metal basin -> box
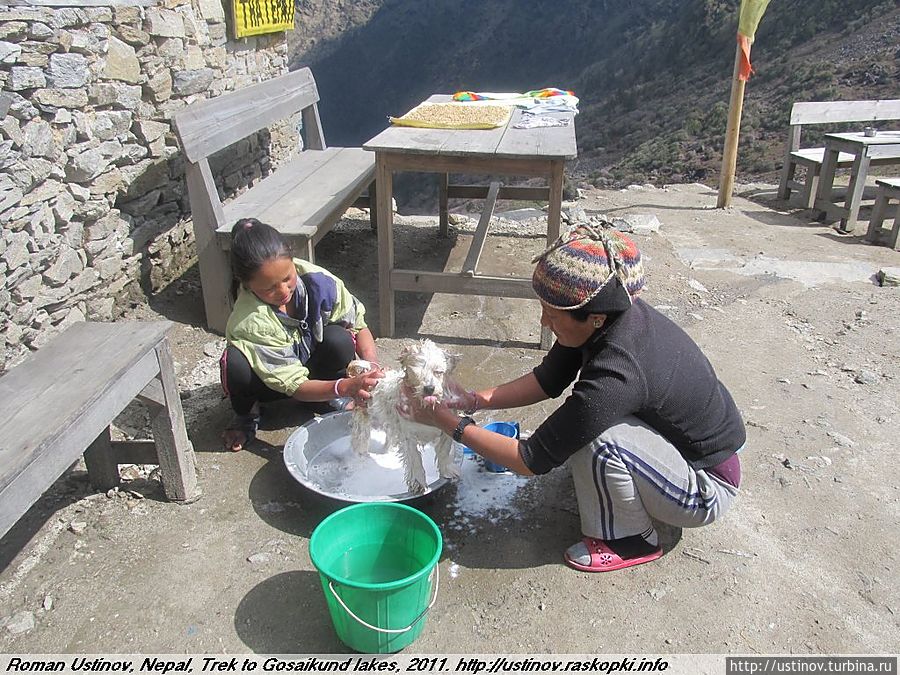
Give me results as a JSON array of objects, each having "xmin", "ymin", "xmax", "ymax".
[{"xmin": 283, "ymin": 411, "xmax": 458, "ymax": 503}]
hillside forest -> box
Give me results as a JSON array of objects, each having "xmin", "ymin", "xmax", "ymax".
[{"xmin": 288, "ymin": 0, "xmax": 899, "ymax": 193}]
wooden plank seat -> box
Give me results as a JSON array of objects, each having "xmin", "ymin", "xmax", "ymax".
[
  {"xmin": 777, "ymin": 99, "xmax": 900, "ymax": 208},
  {"xmin": 0, "ymin": 321, "xmax": 200, "ymax": 540},
  {"xmin": 217, "ymin": 146, "xmax": 375, "ymax": 251},
  {"xmin": 173, "ymin": 67, "xmax": 376, "ymax": 334},
  {"xmin": 866, "ymin": 178, "xmax": 900, "ymax": 250}
]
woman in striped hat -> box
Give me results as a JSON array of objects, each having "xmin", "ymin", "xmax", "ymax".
[{"xmin": 406, "ymin": 224, "xmax": 745, "ymax": 572}]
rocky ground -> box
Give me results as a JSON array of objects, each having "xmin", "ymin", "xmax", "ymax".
[{"xmin": 0, "ymin": 182, "xmax": 898, "ymax": 654}]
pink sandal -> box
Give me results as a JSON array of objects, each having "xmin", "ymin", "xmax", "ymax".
[{"xmin": 564, "ymin": 537, "xmax": 662, "ymax": 572}]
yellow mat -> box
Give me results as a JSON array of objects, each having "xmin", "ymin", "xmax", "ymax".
[{"xmin": 390, "ymin": 103, "xmax": 513, "ymax": 129}]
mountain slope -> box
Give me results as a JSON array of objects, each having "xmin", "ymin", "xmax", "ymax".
[{"xmin": 289, "ymin": 0, "xmax": 899, "ymax": 188}]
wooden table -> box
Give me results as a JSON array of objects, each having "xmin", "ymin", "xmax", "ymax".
[
  {"xmin": 363, "ymin": 95, "xmax": 577, "ymax": 348},
  {"xmin": 814, "ymin": 130, "xmax": 900, "ymax": 233}
]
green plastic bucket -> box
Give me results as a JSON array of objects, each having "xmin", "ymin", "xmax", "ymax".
[{"xmin": 309, "ymin": 502, "xmax": 442, "ymax": 653}]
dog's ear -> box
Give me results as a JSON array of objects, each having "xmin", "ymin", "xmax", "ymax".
[
  {"xmin": 398, "ymin": 341, "xmax": 414, "ymax": 366},
  {"xmin": 446, "ymin": 351, "xmax": 462, "ymax": 372}
]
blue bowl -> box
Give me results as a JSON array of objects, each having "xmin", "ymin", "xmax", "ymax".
[
  {"xmin": 484, "ymin": 421, "xmax": 519, "ymax": 438},
  {"xmin": 479, "ymin": 421, "xmax": 520, "ymax": 473}
]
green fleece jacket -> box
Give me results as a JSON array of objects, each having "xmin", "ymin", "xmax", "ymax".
[{"xmin": 225, "ymin": 258, "xmax": 367, "ymax": 395}]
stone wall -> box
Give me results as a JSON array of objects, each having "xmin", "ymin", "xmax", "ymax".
[{"xmin": 0, "ymin": 0, "xmax": 296, "ymax": 372}]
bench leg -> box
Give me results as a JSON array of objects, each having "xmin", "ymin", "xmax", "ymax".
[
  {"xmin": 777, "ymin": 160, "xmax": 795, "ymax": 201},
  {"xmin": 891, "ymin": 211, "xmax": 900, "ymax": 251},
  {"xmin": 84, "ymin": 426, "xmax": 120, "ymax": 491},
  {"xmin": 867, "ymin": 190, "xmax": 889, "ymax": 243},
  {"xmin": 149, "ymin": 337, "xmax": 200, "ymax": 502},
  {"xmin": 801, "ymin": 171, "xmax": 819, "ymax": 209},
  {"xmin": 185, "ymin": 161, "xmax": 232, "ymax": 335},
  {"xmin": 296, "ymin": 238, "xmax": 315, "ymax": 263}
]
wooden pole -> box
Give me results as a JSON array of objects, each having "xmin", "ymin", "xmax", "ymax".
[{"xmin": 717, "ymin": 41, "xmax": 746, "ymax": 208}]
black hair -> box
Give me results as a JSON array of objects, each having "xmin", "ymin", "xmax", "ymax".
[
  {"xmin": 566, "ymin": 276, "xmax": 633, "ymax": 323},
  {"xmin": 568, "ymin": 307, "xmax": 592, "ymax": 322},
  {"xmin": 229, "ymin": 218, "xmax": 292, "ymax": 298}
]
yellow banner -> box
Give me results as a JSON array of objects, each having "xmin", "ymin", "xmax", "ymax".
[
  {"xmin": 233, "ymin": 0, "xmax": 294, "ymax": 38},
  {"xmin": 738, "ymin": 0, "xmax": 771, "ymax": 40}
]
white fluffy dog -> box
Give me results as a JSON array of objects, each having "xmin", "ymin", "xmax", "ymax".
[{"xmin": 350, "ymin": 340, "xmax": 461, "ymax": 494}]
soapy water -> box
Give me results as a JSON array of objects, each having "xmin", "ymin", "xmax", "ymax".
[
  {"xmin": 294, "ymin": 429, "xmax": 446, "ymax": 500},
  {"xmin": 453, "ymin": 453, "xmax": 528, "ymax": 522},
  {"xmin": 283, "ymin": 413, "xmax": 528, "ymax": 512}
]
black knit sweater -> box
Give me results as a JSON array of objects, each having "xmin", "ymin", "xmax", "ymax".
[{"xmin": 520, "ymin": 299, "xmax": 746, "ymax": 475}]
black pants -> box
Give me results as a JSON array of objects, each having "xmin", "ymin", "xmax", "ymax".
[{"xmin": 222, "ymin": 324, "xmax": 356, "ymax": 415}]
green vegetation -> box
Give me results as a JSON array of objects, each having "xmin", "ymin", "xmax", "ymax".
[{"xmin": 295, "ymin": 0, "xmax": 899, "ymax": 188}]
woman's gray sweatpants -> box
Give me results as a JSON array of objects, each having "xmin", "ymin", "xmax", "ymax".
[{"xmin": 568, "ymin": 415, "xmax": 739, "ymax": 541}]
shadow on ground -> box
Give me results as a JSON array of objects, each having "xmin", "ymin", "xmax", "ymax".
[{"xmin": 236, "ymin": 570, "xmax": 346, "ymax": 653}]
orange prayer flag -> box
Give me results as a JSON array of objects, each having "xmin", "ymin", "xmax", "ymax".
[{"xmin": 736, "ymin": 0, "xmax": 771, "ymax": 81}]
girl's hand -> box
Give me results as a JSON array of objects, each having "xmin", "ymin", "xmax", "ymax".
[{"xmin": 341, "ymin": 367, "xmax": 384, "ymax": 405}]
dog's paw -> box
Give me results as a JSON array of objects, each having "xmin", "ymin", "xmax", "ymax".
[
  {"xmin": 406, "ymin": 478, "xmax": 427, "ymax": 495},
  {"xmin": 406, "ymin": 464, "xmax": 428, "ymax": 495},
  {"xmin": 439, "ymin": 462, "xmax": 461, "ymax": 481}
]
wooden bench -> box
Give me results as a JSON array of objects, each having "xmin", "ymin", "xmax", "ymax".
[
  {"xmin": 866, "ymin": 178, "xmax": 900, "ymax": 250},
  {"xmin": 172, "ymin": 67, "xmax": 376, "ymax": 334},
  {"xmin": 0, "ymin": 321, "xmax": 200, "ymax": 540},
  {"xmin": 777, "ymin": 99, "xmax": 900, "ymax": 208}
]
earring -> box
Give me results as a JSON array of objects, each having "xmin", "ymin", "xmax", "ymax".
[{"xmin": 593, "ymin": 318, "xmax": 604, "ymax": 328}]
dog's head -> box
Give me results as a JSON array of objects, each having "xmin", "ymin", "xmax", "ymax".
[{"xmin": 398, "ymin": 339, "xmax": 457, "ymax": 407}]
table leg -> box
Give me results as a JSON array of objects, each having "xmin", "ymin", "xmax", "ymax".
[
  {"xmin": 839, "ymin": 153, "xmax": 871, "ymax": 233},
  {"xmin": 376, "ymin": 154, "xmax": 395, "ymax": 338},
  {"xmin": 367, "ymin": 179, "xmax": 377, "ymax": 232},
  {"xmin": 541, "ymin": 161, "xmax": 566, "ymax": 349},
  {"xmin": 815, "ymin": 146, "xmax": 840, "ymax": 222},
  {"xmin": 438, "ymin": 173, "xmax": 449, "ymax": 238},
  {"xmin": 547, "ymin": 161, "xmax": 564, "ymax": 243}
]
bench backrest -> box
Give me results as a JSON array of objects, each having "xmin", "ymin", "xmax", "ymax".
[
  {"xmin": 785, "ymin": 99, "xmax": 900, "ymax": 152},
  {"xmin": 171, "ymin": 68, "xmax": 329, "ymax": 250},
  {"xmin": 173, "ymin": 66, "xmax": 326, "ymax": 163},
  {"xmin": 789, "ymin": 99, "xmax": 900, "ymax": 126}
]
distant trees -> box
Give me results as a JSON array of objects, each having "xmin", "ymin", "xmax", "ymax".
[{"xmin": 297, "ymin": 0, "xmax": 897, "ymax": 186}]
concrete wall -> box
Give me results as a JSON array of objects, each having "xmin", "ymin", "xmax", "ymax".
[{"xmin": 0, "ymin": 0, "xmax": 295, "ymax": 372}]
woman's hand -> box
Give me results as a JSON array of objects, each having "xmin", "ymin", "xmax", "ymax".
[
  {"xmin": 442, "ymin": 377, "xmax": 478, "ymax": 412},
  {"xmin": 399, "ymin": 384, "xmax": 458, "ymax": 433}
]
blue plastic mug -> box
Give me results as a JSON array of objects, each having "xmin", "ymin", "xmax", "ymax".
[{"xmin": 480, "ymin": 421, "xmax": 519, "ymax": 473}]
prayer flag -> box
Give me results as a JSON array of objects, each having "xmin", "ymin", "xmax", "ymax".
[
  {"xmin": 736, "ymin": 0, "xmax": 771, "ymax": 81},
  {"xmin": 233, "ymin": 0, "xmax": 294, "ymax": 38}
]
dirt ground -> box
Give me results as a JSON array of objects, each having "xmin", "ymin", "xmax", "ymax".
[{"xmin": 0, "ymin": 182, "xmax": 898, "ymax": 655}]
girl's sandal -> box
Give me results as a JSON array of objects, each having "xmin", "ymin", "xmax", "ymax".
[
  {"xmin": 223, "ymin": 413, "xmax": 259, "ymax": 452},
  {"xmin": 564, "ymin": 537, "xmax": 662, "ymax": 572}
]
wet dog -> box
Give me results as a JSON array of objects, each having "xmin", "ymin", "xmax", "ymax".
[{"xmin": 350, "ymin": 340, "xmax": 461, "ymax": 494}]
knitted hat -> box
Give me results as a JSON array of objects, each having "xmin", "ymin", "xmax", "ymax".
[{"xmin": 531, "ymin": 224, "xmax": 645, "ymax": 312}]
